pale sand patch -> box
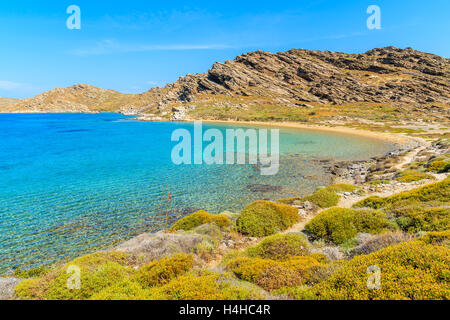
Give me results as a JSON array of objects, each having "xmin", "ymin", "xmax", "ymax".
[{"xmin": 198, "ymin": 119, "xmax": 427, "ymax": 145}]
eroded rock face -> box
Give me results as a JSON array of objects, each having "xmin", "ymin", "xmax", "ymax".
[
  {"xmin": 0, "ymin": 277, "xmax": 22, "ymax": 300},
  {"xmin": 136, "ymin": 46, "xmax": 449, "ymax": 109},
  {"xmin": 115, "ymin": 231, "xmax": 202, "ymax": 264},
  {"xmin": 5, "ymin": 47, "xmax": 449, "ymax": 116}
]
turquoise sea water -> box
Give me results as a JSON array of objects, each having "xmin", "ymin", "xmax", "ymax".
[{"xmin": 0, "ymin": 113, "xmax": 395, "ymax": 273}]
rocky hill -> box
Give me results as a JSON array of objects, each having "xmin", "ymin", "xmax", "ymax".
[
  {"xmin": 2, "ymin": 47, "xmax": 449, "ymax": 122},
  {"xmin": 0, "ymin": 97, "xmax": 19, "ymax": 111},
  {"xmin": 8, "ymin": 84, "xmax": 136, "ymax": 113}
]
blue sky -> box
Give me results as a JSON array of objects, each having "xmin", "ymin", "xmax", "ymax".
[{"xmin": 1, "ymin": 0, "xmax": 449, "ymax": 98}]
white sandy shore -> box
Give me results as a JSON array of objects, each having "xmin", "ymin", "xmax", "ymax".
[{"xmin": 199, "ymin": 119, "xmax": 427, "ymax": 146}]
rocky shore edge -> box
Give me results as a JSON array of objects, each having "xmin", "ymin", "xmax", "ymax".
[{"xmin": 0, "ymin": 129, "xmax": 446, "ymax": 300}]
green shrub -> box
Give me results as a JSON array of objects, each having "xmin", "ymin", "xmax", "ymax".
[
  {"xmin": 170, "ymin": 210, "xmax": 230, "ymax": 231},
  {"xmin": 194, "ymin": 240, "xmax": 217, "ymax": 262},
  {"xmin": 426, "ymin": 159, "xmax": 450, "ymax": 173},
  {"xmin": 353, "ymin": 178, "xmax": 450, "ymax": 210},
  {"xmin": 44, "ymin": 261, "xmax": 132, "ymax": 300},
  {"xmin": 256, "ymin": 265, "xmax": 303, "ymax": 291},
  {"xmin": 134, "ymin": 253, "xmax": 194, "ymax": 288},
  {"xmin": 368, "ymin": 179, "xmax": 390, "ymax": 185},
  {"xmin": 303, "ymin": 188, "xmax": 340, "ymax": 208},
  {"xmin": 395, "ymin": 170, "xmax": 435, "ymax": 183},
  {"xmin": 438, "ymin": 163, "xmax": 450, "ymax": 173},
  {"xmin": 226, "ymin": 257, "xmax": 279, "ymax": 283},
  {"xmin": 353, "ymin": 196, "xmax": 385, "ymax": 209},
  {"xmin": 14, "ymin": 265, "xmax": 50, "ymax": 279},
  {"xmin": 392, "ymin": 207, "xmax": 450, "ymax": 233},
  {"xmin": 246, "ymin": 233, "xmax": 309, "ymax": 261},
  {"xmin": 227, "ymin": 255, "xmax": 322, "ymax": 286},
  {"xmin": 278, "ymin": 185, "xmax": 360, "ymax": 207},
  {"xmin": 304, "ymin": 241, "xmax": 450, "ymax": 300},
  {"xmin": 418, "ymin": 230, "xmax": 450, "ymax": 248},
  {"xmin": 274, "ymin": 285, "xmax": 317, "ymax": 300},
  {"xmin": 15, "ymin": 251, "xmax": 134, "ymax": 300},
  {"xmin": 14, "ymin": 278, "xmax": 46, "ymax": 300},
  {"xmin": 305, "ymin": 208, "xmax": 391, "ymax": 244},
  {"xmin": 236, "ymin": 201, "xmax": 300, "ymax": 237},
  {"xmin": 280, "ymin": 256, "xmax": 322, "ymax": 277},
  {"xmin": 277, "ymin": 196, "xmax": 301, "ymax": 205}
]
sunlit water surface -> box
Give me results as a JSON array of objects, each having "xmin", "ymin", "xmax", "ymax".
[{"xmin": 0, "ymin": 113, "xmax": 396, "ymax": 273}]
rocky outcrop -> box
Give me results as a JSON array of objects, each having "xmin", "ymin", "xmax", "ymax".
[
  {"xmin": 130, "ymin": 46, "xmax": 450, "ymax": 114},
  {"xmin": 3, "ymin": 47, "xmax": 449, "ymax": 116}
]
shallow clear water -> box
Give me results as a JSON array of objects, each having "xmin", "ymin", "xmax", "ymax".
[{"xmin": 0, "ymin": 113, "xmax": 395, "ymax": 273}]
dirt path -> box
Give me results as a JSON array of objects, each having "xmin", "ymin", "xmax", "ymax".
[{"xmin": 393, "ymin": 144, "xmax": 429, "ymax": 170}]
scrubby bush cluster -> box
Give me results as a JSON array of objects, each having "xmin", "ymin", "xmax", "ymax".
[
  {"xmin": 15, "ymin": 251, "xmax": 134, "ymax": 300},
  {"xmin": 354, "ymin": 178, "xmax": 450, "ymax": 210},
  {"xmin": 278, "ymin": 184, "xmax": 361, "ymax": 207},
  {"xmin": 134, "ymin": 253, "xmax": 194, "ymax": 287},
  {"xmin": 236, "ymin": 201, "xmax": 300, "ymax": 237},
  {"xmin": 303, "ymin": 188, "xmax": 340, "ymax": 208},
  {"xmin": 426, "ymin": 156, "xmax": 450, "ymax": 173},
  {"xmin": 170, "ymin": 210, "xmax": 230, "ymax": 231},
  {"xmin": 394, "ymin": 169, "xmax": 435, "ymax": 182},
  {"xmin": 354, "ymin": 178, "xmax": 449, "ymax": 233},
  {"xmin": 226, "ymin": 255, "xmax": 323, "ymax": 291},
  {"xmin": 295, "ymin": 241, "xmax": 450, "ymax": 300},
  {"xmin": 12, "ymin": 176, "xmax": 449, "ymax": 301},
  {"xmin": 224, "ymin": 234, "xmax": 329, "ymax": 291},
  {"xmin": 246, "ymin": 233, "xmax": 309, "ymax": 260},
  {"xmin": 305, "ymin": 208, "xmax": 392, "ymax": 244}
]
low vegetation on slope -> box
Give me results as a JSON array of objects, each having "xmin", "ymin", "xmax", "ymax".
[
  {"xmin": 278, "ymin": 184, "xmax": 362, "ymax": 208},
  {"xmin": 305, "ymin": 208, "xmax": 393, "ymax": 245},
  {"xmin": 291, "ymin": 240, "xmax": 450, "ymax": 300},
  {"xmin": 170, "ymin": 210, "xmax": 230, "ymax": 231},
  {"xmin": 353, "ymin": 178, "xmax": 450, "ymax": 233},
  {"xmin": 10, "ymin": 175, "xmax": 450, "ymax": 301},
  {"xmin": 236, "ymin": 201, "xmax": 300, "ymax": 237}
]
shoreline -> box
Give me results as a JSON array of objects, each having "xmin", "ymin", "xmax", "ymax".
[
  {"xmin": 198, "ymin": 119, "xmax": 427, "ymax": 146},
  {"xmin": 0, "ymin": 114, "xmax": 437, "ymax": 277}
]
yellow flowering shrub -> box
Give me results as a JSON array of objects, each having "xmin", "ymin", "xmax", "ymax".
[
  {"xmin": 256, "ymin": 265, "xmax": 303, "ymax": 291},
  {"xmin": 134, "ymin": 253, "xmax": 194, "ymax": 287},
  {"xmin": 226, "ymin": 255, "xmax": 323, "ymax": 289},
  {"xmin": 305, "ymin": 207, "xmax": 391, "ymax": 244},
  {"xmin": 418, "ymin": 230, "xmax": 450, "ymax": 248},
  {"xmin": 246, "ymin": 233, "xmax": 309, "ymax": 261},
  {"xmin": 146, "ymin": 271, "xmax": 266, "ymax": 300},
  {"xmin": 303, "ymin": 188, "xmax": 340, "ymax": 208},
  {"xmin": 393, "ymin": 207, "xmax": 450, "ymax": 233},
  {"xmin": 395, "ymin": 170, "xmax": 435, "ymax": 183},
  {"xmin": 226, "ymin": 257, "xmax": 279, "ymax": 282},
  {"xmin": 15, "ymin": 251, "xmax": 135, "ymax": 300},
  {"xmin": 354, "ymin": 178, "xmax": 450, "ymax": 209},
  {"xmin": 304, "ymin": 241, "xmax": 450, "ymax": 300},
  {"xmin": 426, "ymin": 158, "xmax": 450, "ymax": 173},
  {"xmin": 90, "ymin": 281, "xmax": 153, "ymax": 300}
]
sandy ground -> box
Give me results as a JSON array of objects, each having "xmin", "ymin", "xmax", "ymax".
[{"xmin": 197, "ymin": 119, "xmax": 426, "ymax": 145}]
